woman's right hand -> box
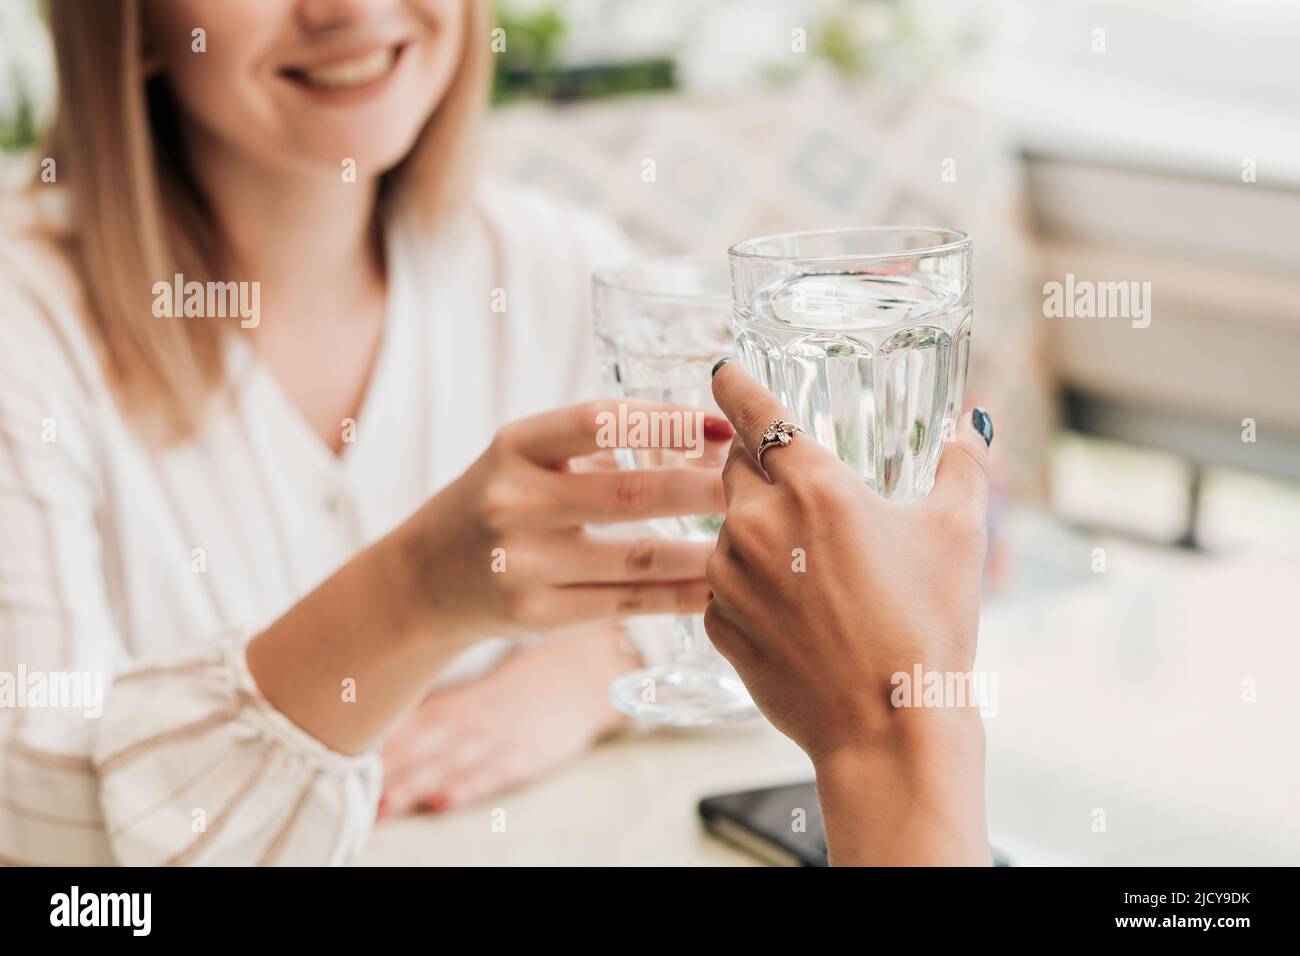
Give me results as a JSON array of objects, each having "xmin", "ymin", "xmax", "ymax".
[
  {"xmin": 703, "ymin": 362, "xmax": 992, "ymax": 865},
  {"xmin": 396, "ymin": 399, "xmax": 731, "ymax": 644}
]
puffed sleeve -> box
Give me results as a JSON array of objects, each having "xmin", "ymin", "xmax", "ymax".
[
  {"xmin": 0, "ymin": 239, "xmax": 381, "ymax": 866},
  {"xmin": 93, "ymin": 639, "xmax": 381, "ymax": 866}
]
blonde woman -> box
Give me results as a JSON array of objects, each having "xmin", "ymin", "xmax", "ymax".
[{"xmin": 0, "ymin": 0, "xmax": 727, "ymax": 865}]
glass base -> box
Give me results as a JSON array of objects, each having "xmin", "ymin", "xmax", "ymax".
[{"xmin": 609, "ymin": 664, "xmax": 758, "ymax": 727}]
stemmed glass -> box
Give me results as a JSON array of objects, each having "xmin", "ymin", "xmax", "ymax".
[{"xmin": 592, "ymin": 258, "xmax": 757, "ymax": 726}]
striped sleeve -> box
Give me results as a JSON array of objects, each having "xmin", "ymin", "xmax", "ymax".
[
  {"xmin": 93, "ymin": 640, "xmax": 381, "ymax": 866},
  {"xmin": 0, "ymin": 245, "xmax": 381, "ymax": 866}
]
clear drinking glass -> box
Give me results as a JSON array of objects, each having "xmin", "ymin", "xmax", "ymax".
[
  {"xmin": 729, "ymin": 227, "xmax": 972, "ymax": 502},
  {"xmin": 592, "ymin": 258, "xmax": 757, "ymax": 726}
]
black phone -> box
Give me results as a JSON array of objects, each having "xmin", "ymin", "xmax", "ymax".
[{"xmin": 699, "ymin": 781, "xmax": 1012, "ymax": 867}]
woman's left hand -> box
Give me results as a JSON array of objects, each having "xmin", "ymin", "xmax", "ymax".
[{"xmin": 378, "ymin": 624, "xmax": 635, "ymax": 816}]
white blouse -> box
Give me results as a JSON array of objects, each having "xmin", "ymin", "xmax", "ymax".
[{"xmin": 0, "ymin": 179, "xmax": 633, "ymax": 865}]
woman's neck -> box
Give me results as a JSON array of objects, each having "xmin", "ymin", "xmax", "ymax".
[
  {"xmin": 180, "ymin": 125, "xmax": 391, "ymax": 455},
  {"xmin": 184, "ymin": 124, "xmax": 385, "ymax": 329}
]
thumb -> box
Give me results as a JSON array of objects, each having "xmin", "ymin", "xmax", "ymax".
[{"xmin": 929, "ymin": 407, "xmax": 993, "ymax": 517}]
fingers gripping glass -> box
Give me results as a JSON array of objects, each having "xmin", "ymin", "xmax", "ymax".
[{"xmin": 592, "ymin": 258, "xmax": 757, "ymax": 727}]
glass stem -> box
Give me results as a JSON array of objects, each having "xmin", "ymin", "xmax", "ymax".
[{"xmin": 674, "ymin": 613, "xmax": 703, "ymax": 665}]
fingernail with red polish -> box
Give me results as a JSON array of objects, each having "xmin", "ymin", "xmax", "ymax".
[
  {"xmin": 704, "ymin": 416, "xmax": 734, "ymax": 441},
  {"xmin": 422, "ymin": 793, "xmax": 450, "ymax": 814}
]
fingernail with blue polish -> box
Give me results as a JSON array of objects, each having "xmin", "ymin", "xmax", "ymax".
[
  {"xmin": 711, "ymin": 357, "xmax": 731, "ymax": 378},
  {"xmin": 972, "ymin": 407, "xmax": 993, "ymax": 447}
]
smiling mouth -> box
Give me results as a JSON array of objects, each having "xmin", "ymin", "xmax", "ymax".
[{"xmin": 280, "ymin": 44, "xmax": 406, "ymax": 92}]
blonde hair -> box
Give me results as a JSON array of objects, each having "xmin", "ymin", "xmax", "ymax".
[{"xmin": 42, "ymin": 0, "xmax": 490, "ymax": 440}]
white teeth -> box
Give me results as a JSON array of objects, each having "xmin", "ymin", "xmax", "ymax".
[{"xmin": 298, "ymin": 49, "xmax": 396, "ymax": 90}]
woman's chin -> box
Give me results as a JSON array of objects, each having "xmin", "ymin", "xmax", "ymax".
[{"xmin": 287, "ymin": 130, "xmax": 427, "ymax": 180}]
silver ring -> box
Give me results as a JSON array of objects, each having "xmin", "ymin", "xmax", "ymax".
[{"xmin": 755, "ymin": 419, "xmax": 805, "ymax": 474}]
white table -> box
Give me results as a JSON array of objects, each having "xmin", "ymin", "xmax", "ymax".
[
  {"xmin": 359, "ymin": 721, "xmax": 813, "ymax": 866},
  {"xmin": 979, "ymin": 546, "xmax": 1300, "ymax": 866},
  {"xmin": 361, "ymin": 534, "xmax": 1300, "ymax": 866}
]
